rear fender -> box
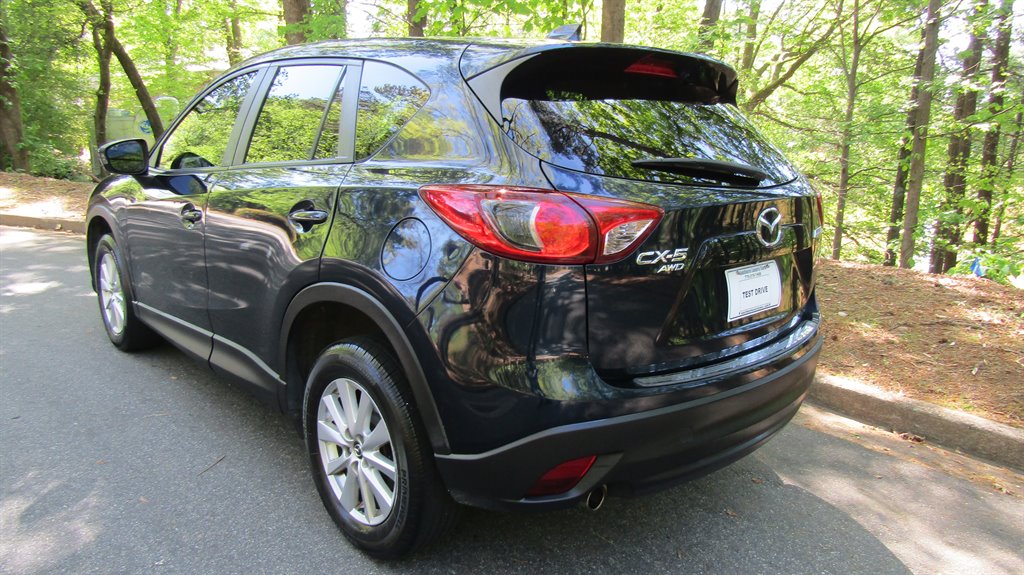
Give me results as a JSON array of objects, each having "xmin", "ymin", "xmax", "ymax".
[{"xmin": 279, "ymin": 282, "xmax": 451, "ymax": 454}]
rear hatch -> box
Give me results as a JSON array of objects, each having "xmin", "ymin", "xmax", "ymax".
[{"xmin": 462, "ymin": 44, "xmax": 820, "ymax": 383}]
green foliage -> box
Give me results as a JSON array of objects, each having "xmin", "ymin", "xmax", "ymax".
[
  {"xmin": 3, "ymin": 0, "xmax": 92, "ymax": 172},
  {"xmin": 0, "ymin": 0, "xmax": 1020, "ymax": 287},
  {"xmin": 950, "ymin": 247, "xmax": 1024, "ymax": 286}
]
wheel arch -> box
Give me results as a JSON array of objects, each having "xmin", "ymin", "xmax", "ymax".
[
  {"xmin": 280, "ymin": 282, "xmax": 451, "ymax": 454},
  {"xmin": 86, "ymin": 211, "xmax": 117, "ymax": 291}
]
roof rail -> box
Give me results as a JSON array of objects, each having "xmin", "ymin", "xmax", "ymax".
[{"xmin": 546, "ymin": 24, "xmax": 582, "ymax": 41}]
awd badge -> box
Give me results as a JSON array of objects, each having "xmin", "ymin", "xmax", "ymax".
[{"xmin": 636, "ymin": 248, "xmax": 689, "ymax": 274}]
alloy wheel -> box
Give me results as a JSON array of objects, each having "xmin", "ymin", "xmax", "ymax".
[
  {"xmin": 317, "ymin": 377, "xmax": 398, "ymax": 526},
  {"xmin": 98, "ymin": 252, "xmax": 126, "ymax": 336}
]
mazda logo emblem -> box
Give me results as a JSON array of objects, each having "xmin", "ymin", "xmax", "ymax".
[{"xmin": 756, "ymin": 207, "xmax": 783, "ymax": 247}]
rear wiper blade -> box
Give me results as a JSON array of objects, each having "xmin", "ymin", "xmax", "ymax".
[{"xmin": 631, "ymin": 157, "xmax": 768, "ymax": 186}]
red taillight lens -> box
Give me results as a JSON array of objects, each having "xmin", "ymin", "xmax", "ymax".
[
  {"xmin": 526, "ymin": 455, "xmax": 597, "ymax": 497},
  {"xmin": 419, "ymin": 185, "xmax": 662, "ymax": 265},
  {"xmin": 624, "ymin": 56, "xmax": 679, "ymax": 78},
  {"xmin": 814, "ymin": 191, "xmax": 824, "ymax": 226},
  {"xmin": 572, "ymin": 195, "xmax": 663, "ymax": 264}
]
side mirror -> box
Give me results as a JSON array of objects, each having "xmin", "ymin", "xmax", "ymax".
[{"xmin": 99, "ymin": 138, "xmax": 149, "ymax": 175}]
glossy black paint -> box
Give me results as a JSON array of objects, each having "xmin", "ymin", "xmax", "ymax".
[{"xmin": 86, "ymin": 38, "xmax": 823, "ymax": 510}]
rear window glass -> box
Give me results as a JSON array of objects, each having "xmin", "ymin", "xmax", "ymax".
[
  {"xmin": 247, "ymin": 65, "xmax": 343, "ymax": 164},
  {"xmin": 354, "ymin": 62, "xmax": 429, "ymax": 160},
  {"xmin": 498, "ymin": 51, "xmax": 796, "ymax": 187}
]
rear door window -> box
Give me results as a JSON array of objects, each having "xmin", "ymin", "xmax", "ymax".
[
  {"xmin": 246, "ymin": 64, "xmax": 345, "ymax": 164},
  {"xmin": 497, "ymin": 50, "xmax": 797, "ymax": 187},
  {"xmin": 354, "ymin": 62, "xmax": 429, "ymax": 160}
]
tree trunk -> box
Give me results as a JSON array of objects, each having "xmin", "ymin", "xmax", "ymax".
[
  {"xmin": 883, "ymin": 44, "xmax": 926, "ymax": 266},
  {"xmin": 929, "ymin": 0, "xmax": 987, "ymax": 273},
  {"xmin": 972, "ymin": 0, "xmax": 1014, "ymax": 245},
  {"xmin": 0, "ymin": 19, "xmax": 29, "ymax": 171},
  {"xmin": 741, "ymin": 6, "xmax": 844, "ymax": 113},
  {"xmin": 740, "ymin": 0, "xmax": 760, "ymax": 72},
  {"xmin": 698, "ymin": 0, "xmax": 723, "ymax": 52},
  {"xmin": 898, "ymin": 0, "xmax": 942, "ymax": 269},
  {"xmin": 283, "ymin": 0, "xmax": 310, "ymax": 45},
  {"xmin": 90, "ymin": 24, "xmax": 112, "ymax": 176},
  {"xmin": 225, "ymin": 0, "xmax": 243, "ymax": 66},
  {"xmin": 78, "ymin": 0, "xmax": 164, "ymax": 140},
  {"xmin": 831, "ymin": 0, "xmax": 862, "ymax": 260},
  {"xmin": 601, "ymin": 0, "xmax": 625, "ymax": 43},
  {"xmin": 991, "ymin": 104, "xmax": 1022, "ymax": 242},
  {"xmin": 408, "ymin": 0, "xmax": 425, "ymax": 36},
  {"xmin": 164, "ymin": 0, "xmax": 182, "ymax": 80}
]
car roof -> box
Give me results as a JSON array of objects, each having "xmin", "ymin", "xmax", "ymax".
[{"xmin": 229, "ymin": 37, "xmax": 737, "ymax": 93}]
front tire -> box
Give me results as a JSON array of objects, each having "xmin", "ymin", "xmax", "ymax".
[
  {"xmin": 303, "ymin": 337, "xmax": 459, "ymax": 558},
  {"xmin": 93, "ymin": 234, "xmax": 159, "ymax": 351}
]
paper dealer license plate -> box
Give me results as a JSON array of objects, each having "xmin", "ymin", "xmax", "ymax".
[{"xmin": 725, "ymin": 261, "xmax": 782, "ymax": 322}]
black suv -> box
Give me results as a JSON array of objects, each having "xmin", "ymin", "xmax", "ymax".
[{"xmin": 88, "ymin": 38, "xmax": 823, "ymax": 557}]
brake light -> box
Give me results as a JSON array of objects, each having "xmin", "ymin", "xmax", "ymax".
[
  {"xmin": 526, "ymin": 455, "xmax": 596, "ymax": 497},
  {"xmin": 624, "ymin": 56, "xmax": 678, "ymax": 79},
  {"xmin": 814, "ymin": 191, "xmax": 824, "ymax": 226},
  {"xmin": 419, "ymin": 185, "xmax": 662, "ymax": 265}
]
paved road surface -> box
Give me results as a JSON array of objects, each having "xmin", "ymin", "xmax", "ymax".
[{"xmin": 2, "ymin": 226, "xmax": 1022, "ymax": 574}]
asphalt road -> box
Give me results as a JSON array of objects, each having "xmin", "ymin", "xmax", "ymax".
[{"xmin": 1, "ymin": 225, "xmax": 1022, "ymax": 575}]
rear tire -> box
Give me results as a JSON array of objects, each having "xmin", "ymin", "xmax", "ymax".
[
  {"xmin": 303, "ymin": 337, "xmax": 460, "ymax": 558},
  {"xmin": 93, "ymin": 234, "xmax": 159, "ymax": 351}
]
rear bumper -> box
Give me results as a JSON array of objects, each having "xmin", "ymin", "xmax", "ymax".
[{"xmin": 435, "ymin": 334, "xmax": 821, "ymax": 511}]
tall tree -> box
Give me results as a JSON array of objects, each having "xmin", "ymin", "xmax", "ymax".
[
  {"xmin": 77, "ymin": 0, "xmax": 164, "ymax": 140},
  {"xmin": 283, "ymin": 0, "xmax": 310, "ymax": 44},
  {"xmin": 408, "ymin": 0, "xmax": 425, "ymax": 36},
  {"xmin": 990, "ymin": 101, "xmax": 1022, "ymax": 242},
  {"xmin": 739, "ymin": 0, "xmax": 760, "ymax": 72},
  {"xmin": 0, "ymin": 15, "xmax": 29, "ymax": 171},
  {"xmin": 899, "ymin": 0, "xmax": 942, "ymax": 269},
  {"xmin": 884, "ymin": 45, "xmax": 926, "ymax": 266},
  {"xmin": 831, "ymin": 0, "xmax": 890, "ymax": 259},
  {"xmin": 929, "ymin": 0, "xmax": 988, "ymax": 273},
  {"xmin": 601, "ymin": 0, "xmax": 625, "ymax": 43},
  {"xmin": 90, "ymin": 22, "xmax": 111, "ymax": 172},
  {"xmin": 741, "ymin": 1, "xmax": 846, "ymax": 112},
  {"xmin": 225, "ymin": 1, "xmax": 244, "ymax": 66},
  {"xmin": 697, "ymin": 0, "xmax": 722, "ymax": 52},
  {"xmin": 972, "ymin": 0, "xmax": 1014, "ymax": 245}
]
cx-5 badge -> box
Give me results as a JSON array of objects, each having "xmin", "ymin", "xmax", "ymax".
[{"xmin": 636, "ymin": 247, "xmax": 689, "ymax": 273}]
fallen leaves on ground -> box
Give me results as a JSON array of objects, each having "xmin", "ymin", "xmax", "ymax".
[{"xmin": 817, "ymin": 259, "xmax": 1024, "ymax": 428}]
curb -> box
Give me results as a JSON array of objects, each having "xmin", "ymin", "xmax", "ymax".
[
  {"xmin": 809, "ymin": 374, "xmax": 1024, "ymax": 471},
  {"xmin": 0, "ymin": 213, "xmax": 85, "ymax": 234}
]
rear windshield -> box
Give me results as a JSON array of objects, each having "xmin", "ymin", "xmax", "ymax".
[{"xmin": 497, "ymin": 50, "xmax": 797, "ymax": 187}]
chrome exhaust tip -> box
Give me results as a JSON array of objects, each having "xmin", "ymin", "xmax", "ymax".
[{"xmin": 584, "ymin": 484, "xmax": 607, "ymax": 511}]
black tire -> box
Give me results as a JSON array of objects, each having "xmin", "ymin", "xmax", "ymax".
[
  {"xmin": 303, "ymin": 337, "xmax": 460, "ymax": 558},
  {"xmin": 93, "ymin": 234, "xmax": 160, "ymax": 351}
]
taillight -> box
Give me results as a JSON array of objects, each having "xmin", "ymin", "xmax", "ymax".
[
  {"xmin": 814, "ymin": 191, "xmax": 824, "ymax": 227},
  {"xmin": 419, "ymin": 185, "xmax": 662, "ymax": 265}
]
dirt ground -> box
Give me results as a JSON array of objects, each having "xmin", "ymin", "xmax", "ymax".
[
  {"xmin": 0, "ymin": 172, "xmax": 92, "ymax": 219},
  {"xmin": 817, "ymin": 259, "xmax": 1023, "ymax": 428},
  {"xmin": 2, "ymin": 171, "xmax": 1022, "ymax": 427}
]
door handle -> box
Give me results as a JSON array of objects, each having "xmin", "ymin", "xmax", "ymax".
[
  {"xmin": 288, "ymin": 201, "xmax": 329, "ymax": 233},
  {"xmin": 180, "ymin": 203, "xmax": 203, "ymax": 226},
  {"xmin": 288, "ymin": 209, "xmax": 329, "ymax": 225}
]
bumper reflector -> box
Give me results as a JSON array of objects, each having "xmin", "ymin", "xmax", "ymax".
[{"xmin": 525, "ymin": 455, "xmax": 597, "ymax": 497}]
